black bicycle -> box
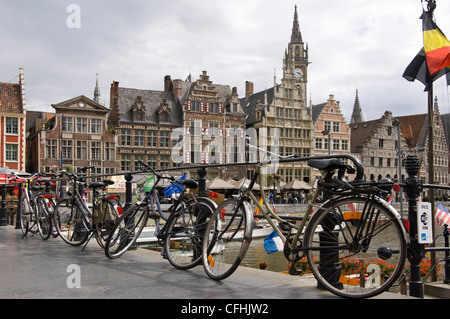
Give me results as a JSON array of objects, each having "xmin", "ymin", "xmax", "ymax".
[{"xmin": 105, "ymin": 161, "xmax": 216, "ymax": 270}]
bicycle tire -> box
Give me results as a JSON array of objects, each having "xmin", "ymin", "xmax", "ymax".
[
  {"xmin": 53, "ymin": 199, "xmax": 89, "ymax": 246},
  {"xmin": 93, "ymin": 198, "xmax": 121, "ymax": 248},
  {"xmin": 165, "ymin": 197, "xmax": 216, "ymax": 270},
  {"xmin": 303, "ymin": 196, "xmax": 407, "ymax": 298},
  {"xmin": 36, "ymin": 196, "xmax": 52, "ymax": 240},
  {"xmin": 18, "ymin": 195, "xmax": 29, "ymax": 237},
  {"xmin": 104, "ymin": 204, "xmax": 149, "ymax": 259},
  {"xmin": 202, "ymin": 198, "xmax": 253, "ymax": 280}
]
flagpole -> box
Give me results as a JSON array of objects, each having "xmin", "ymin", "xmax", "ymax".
[{"xmin": 427, "ymin": 82, "xmax": 438, "ymax": 282}]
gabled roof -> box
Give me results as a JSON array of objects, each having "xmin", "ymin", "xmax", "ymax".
[
  {"xmin": 240, "ymin": 87, "xmax": 276, "ymax": 125},
  {"xmin": 0, "ymin": 82, "xmax": 23, "ymax": 113},
  {"xmin": 117, "ymin": 87, "xmax": 183, "ymax": 126},
  {"xmin": 311, "ymin": 102, "xmax": 326, "ymax": 123},
  {"xmin": 51, "ymin": 95, "xmax": 109, "ymax": 113},
  {"xmin": 349, "ymin": 118, "xmax": 382, "ymax": 153}
]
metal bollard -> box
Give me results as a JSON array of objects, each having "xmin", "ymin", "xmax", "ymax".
[
  {"xmin": 404, "ymin": 155, "xmax": 425, "ymax": 298},
  {"xmin": 197, "ymin": 167, "xmax": 207, "ymax": 197},
  {"xmin": 0, "ymin": 185, "xmax": 7, "ymax": 226},
  {"xmin": 443, "ymin": 225, "xmax": 450, "ymax": 284},
  {"xmin": 124, "ymin": 173, "xmax": 136, "ymax": 250}
]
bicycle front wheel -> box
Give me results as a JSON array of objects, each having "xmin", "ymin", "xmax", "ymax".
[
  {"xmin": 104, "ymin": 204, "xmax": 149, "ymax": 259},
  {"xmin": 202, "ymin": 199, "xmax": 253, "ymax": 280},
  {"xmin": 303, "ymin": 196, "xmax": 406, "ymax": 298},
  {"xmin": 53, "ymin": 199, "xmax": 89, "ymax": 246},
  {"xmin": 165, "ymin": 198, "xmax": 215, "ymax": 270}
]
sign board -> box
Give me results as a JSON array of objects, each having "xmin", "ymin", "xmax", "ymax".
[{"xmin": 417, "ymin": 201, "xmax": 433, "ymax": 244}]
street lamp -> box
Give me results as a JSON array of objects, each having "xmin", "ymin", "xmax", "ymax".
[{"xmin": 321, "ymin": 129, "xmax": 331, "ymax": 155}]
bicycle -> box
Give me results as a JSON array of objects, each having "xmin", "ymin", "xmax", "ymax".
[
  {"xmin": 202, "ymin": 153, "xmax": 408, "ymax": 299},
  {"xmin": 52, "ymin": 166, "xmax": 122, "ymax": 249},
  {"xmin": 104, "ymin": 161, "xmax": 217, "ymax": 271},
  {"xmin": 16, "ymin": 173, "xmax": 54, "ymax": 240}
]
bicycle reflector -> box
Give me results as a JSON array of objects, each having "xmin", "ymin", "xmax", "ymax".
[{"xmin": 393, "ymin": 184, "xmax": 401, "ymax": 193}]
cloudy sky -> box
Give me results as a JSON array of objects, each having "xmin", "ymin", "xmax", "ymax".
[{"xmin": 2, "ymin": 0, "xmax": 450, "ymax": 121}]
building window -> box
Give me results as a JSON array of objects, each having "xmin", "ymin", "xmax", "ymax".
[
  {"xmin": 160, "ymin": 131, "xmax": 170, "ymax": 148},
  {"xmin": 62, "ymin": 140, "xmax": 73, "ymax": 159},
  {"xmin": 90, "ymin": 119, "xmax": 102, "ymax": 134},
  {"xmin": 160, "ymin": 155, "xmax": 170, "ymax": 169},
  {"xmin": 135, "ymin": 155, "xmax": 146, "ymax": 171},
  {"xmin": 91, "ymin": 141, "xmax": 101, "ymax": 160},
  {"xmin": 76, "ymin": 141, "xmax": 87, "ymax": 160},
  {"xmin": 148, "ymin": 131, "xmax": 157, "ymax": 147},
  {"xmin": 379, "ymin": 139, "xmax": 384, "ymax": 148},
  {"xmin": 105, "ymin": 142, "xmax": 115, "ymax": 161},
  {"xmin": 135, "ymin": 130, "xmax": 145, "ymax": 147},
  {"xmin": 324, "ymin": 121, "xmax": 331, "ymax": 132},
  {"xmin": 76, "ymin": 118, "xmax": 88, "ymax": 133},
  {"xmin": 45, "ymin": 140, "xmax": 57, "ymax": 159},
  {"xmin": 5, "ymin": 144, "xmax": 18, "ymax": 161},
  {"xmin": 379, "ymin": 158, "xmax": 383, "ymax": 167},
  {"xmin": 333, "ymin": 139, "xmax": 340, "ymax": 150},
  {"xmin": 62, "ymin": 116, "xmax": 73, "ymax": 132},
  {"xmin": 5, "ymin": 117, "xmax": 18, "ymax": 134},
  {"xmin": 315, "ymin": 138, "xmax": 323, "ymax": 149},
  {"xmin": 341, "ymin": 140, "xmax": 348, "ymax": 151},
  {"xmin": 121, "ymin": 129, "xmax": 131, "ymax": 146},
  {"xmin": 121, "ymin": 154, "xmax": 131, "ymax": 172},
  {"xmin": 332, "ymin": 122, "xmax": 340, "ymax": 132}
]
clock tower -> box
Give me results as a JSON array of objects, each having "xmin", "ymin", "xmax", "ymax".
[
  {"xmin": 283, "ymin": 5, "xmax": 308, "ymax": 101},
  {"xmin": 242, "ymin": 5, "xmax": 314, "ymax": 184}
]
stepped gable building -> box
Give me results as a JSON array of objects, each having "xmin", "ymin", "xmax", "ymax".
[
  {"xmin": 108, "ymin": 77, "xmax": 183, "ymax": 173},
  {"xmin": 180, "ymin": 71, "xmax": 246, "ymax": 180},
  {"xmin": 241, "ymin": 5, "xmax": 314, "ymax": 183},
  {"xmin": 312, "ymin": 94, "xmax": 350, "ymax": 157},
  {"xmin": 396, "ymin": 97, "xmax": 448, "ymax": 187},
  {"xmin": 0, "ymin": 68, "xmax": 26, "ymax": 172},
  {"xmin": 350, "ymin": 110, "xmax": 409, "ymax": 181}
]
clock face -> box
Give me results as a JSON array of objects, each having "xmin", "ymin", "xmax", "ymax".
[
  {"xmin": 78, "ymin": 101, "xmax": 85, "ymax": 107},
  {"xmin": 294, "ymin": 68, "xmax": 303, "ymax": 78}
]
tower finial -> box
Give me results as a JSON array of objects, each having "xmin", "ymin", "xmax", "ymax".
[
  {"xmin": 291, "ymin": 5, "xmax": 302, "ymax": 44},
  {"xmin": 94, "ymin": 73, "xmax": 101, "ymax": 103}
]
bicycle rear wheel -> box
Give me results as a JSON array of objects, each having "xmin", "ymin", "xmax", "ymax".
[
  {"xmin": 202, "ymin": 198, "xmax": 253, "ymax": 280},
  {"xmin": 53, "ymin": 199, "xmax": 89, "ymax": 246},
  {"xmin": 303, "ymin": 196, "xmax": 406, "ymax": 298},
  {"xmin": 36, "ymin": 196, "xmax": 52, "ymax": 240},
  {"xmin": 93, "ymin": 198, "xmax": 121, "ymax": 248},
  {"xmin": 18, "ymin": 195, "xmax": 30, "ymax": 237},
  {"xmin": 104, "ymin": 204, "xmax": 149, "ymax": 259},
  {"xmin": 165, "ymin": 198, "xmax": 215, "ymax": 270}
]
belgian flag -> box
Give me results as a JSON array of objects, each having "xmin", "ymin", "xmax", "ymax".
[{"xmin": 422, "ymin": 9, "xmax": 450, "ymax": 76}]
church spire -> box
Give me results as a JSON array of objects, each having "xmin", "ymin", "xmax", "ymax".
[
  {"xmin": 94, "ymin": 73, "xmax": 101, "ymax": 103},
  {"xmin": 350, "ymin": 89, "xmax": 364, "ymax": 123},
  {"xmin": 291, "ymin": 5, "xmax": 303, "ymax": 44}
]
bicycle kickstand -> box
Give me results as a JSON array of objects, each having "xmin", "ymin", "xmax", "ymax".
[{"xmin": 81, "ymin": 232, "xmax": 95, "ymax": 252}]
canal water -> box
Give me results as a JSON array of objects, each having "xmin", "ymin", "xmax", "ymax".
[{"xmin": 240, "ymin": 238, "xmax": 291, "ymax": 273}]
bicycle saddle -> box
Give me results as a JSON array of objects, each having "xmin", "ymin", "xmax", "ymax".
[
  {"xmin": 180, "ymin": 179, "xmax": 198, "ymax": 189},
  {"xmin": 307, "ymin": 158, "xmax": 342, "ymax": 171}
]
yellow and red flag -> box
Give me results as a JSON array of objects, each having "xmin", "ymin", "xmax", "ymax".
[{"xmin": 422, "ymin": 9, "xmax": 450, "ymax": 76}]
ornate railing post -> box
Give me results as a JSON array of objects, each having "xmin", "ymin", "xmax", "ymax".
[{"xmin": 404, "ymin": 155, "xmax": 425, "ymax": 298}]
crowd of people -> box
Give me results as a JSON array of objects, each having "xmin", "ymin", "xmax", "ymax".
[{"xmin": 266, "ymin": 190, "xmax": 312, "ymax": 204}]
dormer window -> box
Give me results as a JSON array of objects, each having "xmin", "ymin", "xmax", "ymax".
[
  {"xmin": 157, "ymin": 99, "xmax": 171, "ymax": 123},
  {"xmin": 132, "ymin": 96, "xmax": 145, "ymax": 121}
]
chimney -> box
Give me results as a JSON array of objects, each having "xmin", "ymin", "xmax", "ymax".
[
  {"xmin": 19, "ymin": 67, "xmax": 25, "ymax": 111},
  {"xmin": 173, "ymin": 79, "xmax": 182, "ymax": 97},
  {"xmin": 245, "ymin": 81, "xmax": 254, "ymax": 100},
  {"xmin": 164, "ymin": 75, "xmax": 173, "ymax": 92}
]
